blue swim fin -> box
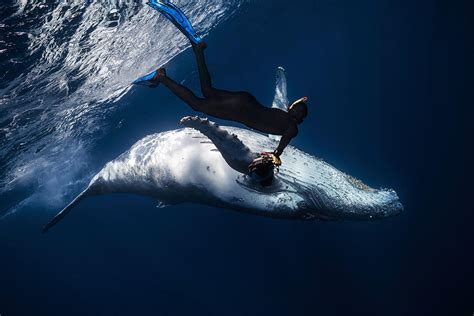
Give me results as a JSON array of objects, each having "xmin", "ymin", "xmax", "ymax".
[
  {"xmin": 133, "ymin": 1, "xmax": 202, "ymax": 87},
  {"xmin": 132, "ymin": 70, "xmax": 159, "ymax": 87},
  {"xmin": 147, "ymin": 0, "xmax": 202, "ymax": 45}
]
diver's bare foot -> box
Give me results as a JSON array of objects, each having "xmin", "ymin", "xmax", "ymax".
[
  {"xmin": 150, "ymin": 67, "xmax": 166, "ymax": 85},
  {"xmin": 156, "ymin": 67, "xmax": 166, "ymax": 77}
]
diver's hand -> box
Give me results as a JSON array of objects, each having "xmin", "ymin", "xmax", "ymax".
[
  {"xmin": 271, "ymin": 153, "xmax": 281, "ymax": 166},
  {"xmin": 271, "ymin": 151, "xmax": 282, "ymax": 166},
  {"xmin": 262, "ymin": 152, "xmax": 281, "ymax": 166}
]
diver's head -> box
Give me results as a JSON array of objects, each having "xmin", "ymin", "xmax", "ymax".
[{"xmin": 288, "ymin": 96, "xmax": 308, "ymax": 124}]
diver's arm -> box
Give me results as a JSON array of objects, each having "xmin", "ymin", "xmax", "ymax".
[{"xmin": 274, "ymin": 125, "xmax": 298, "ymax": 157}]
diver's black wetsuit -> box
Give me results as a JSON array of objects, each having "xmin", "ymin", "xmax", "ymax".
[{"xmin": 156, "ymin": 44, "xmax": 299, "ymax": 156}]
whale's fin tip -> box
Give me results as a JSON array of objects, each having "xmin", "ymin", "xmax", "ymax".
[
  {"xmin": 42, "ymin": 188, "xmax": 90, "ymax": 234},
  {"xmin": 270, "ymin": 66, "xmax": 289, "ymax": 141}
]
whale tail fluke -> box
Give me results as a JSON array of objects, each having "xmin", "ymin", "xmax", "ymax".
[
  {"xmin": 269, "ymin": 67, "xmax": 289, "ymax": 141},
  {"xmin": 42, "ymin": 188, "xmax": 91, "ymax": 234}
]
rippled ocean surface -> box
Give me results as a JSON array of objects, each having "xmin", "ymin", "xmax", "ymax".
[
  {"xmin": 1, "ymin": 0, "xmax": 472, "ymax": 315},
  {"xmin": 0, "ymin": 0, "xmax": 244, "ymax": 214}
]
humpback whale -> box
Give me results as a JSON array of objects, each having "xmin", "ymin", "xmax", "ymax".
[{"xmin": 42, "ymin": 67, "xmax": 403, "ymax": 233}]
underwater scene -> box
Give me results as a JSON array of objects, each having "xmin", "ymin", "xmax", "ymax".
[{"xmin": 1, "ymin": 0, "xmax": 472, "ymax": 315}]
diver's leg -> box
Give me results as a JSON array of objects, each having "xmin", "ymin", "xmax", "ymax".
[
  {"xmin": 154, "ymin": 68, "xmax": 248, "ymax": 121},
  {"xmin": 192, "ymin": 42, "xmax": 264, "ymax": 105},
  {"xmin": 192, "ymin": 43, "xmax": 266, "ymax": 106},
  {"xmin": 154, "ymin": 69, "xmax": 204, "ymax": 111},
  {"xmin": 192, "ymin": 43, "xmax": 218, "ymax": 98}
]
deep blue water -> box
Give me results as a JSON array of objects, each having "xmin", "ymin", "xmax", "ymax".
[{"xmin": 1, "ymin": 0, "xmax": 473, "ymax": 315}]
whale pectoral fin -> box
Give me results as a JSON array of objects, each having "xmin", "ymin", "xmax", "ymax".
[
  {"xmin": 42, "ymin": 189, "xmax": 89, "ymax": 234},
  {"xmin": 180, "ymin": 116, "xmax": 256, "ymax": 174}
]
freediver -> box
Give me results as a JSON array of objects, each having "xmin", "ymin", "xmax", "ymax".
[{"xmin": 148, "ymin": 41, "xmax": 308, "ymax": 161}]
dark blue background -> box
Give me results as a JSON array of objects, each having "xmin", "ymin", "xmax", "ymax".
[{"xmin": 1, "ymin": 0, "xmax": 473, "ymax": 315}]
